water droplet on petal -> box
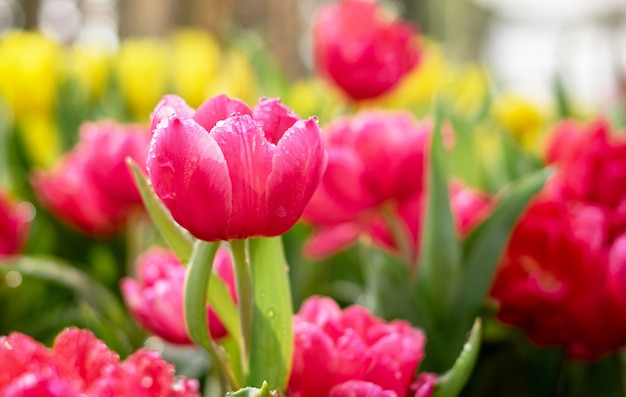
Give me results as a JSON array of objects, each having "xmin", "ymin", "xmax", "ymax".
[
  {"xmin": 215, "ymin": 120, "xmax": 226, "ymax": 128},
  {"xmin": 141, "ymin": 376, "xmax": 153, "ymax": 388},
  {"xmin": 275, "ymin": 206, "xmax": 287, "ymax": 218},
  {"xmin": 229, "ymin": 112, "xmax": 242, "ymax": 118},
  {"xmin": 259, "ymin": 96, "xmax": 269, "ymax": 102}
]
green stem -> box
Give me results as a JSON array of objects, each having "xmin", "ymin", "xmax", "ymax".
[
  {"xmin": 230, "ymin": 238, "xmax": 253, "ymax": 376},
  {"xmin": 184, "ymin": 240, "xmax": 239, "ymax": 391}
]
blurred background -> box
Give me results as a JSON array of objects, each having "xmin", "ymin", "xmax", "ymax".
[{"xmin": 2, "ymin": 0, "xmax": 626, "ymax": 109}]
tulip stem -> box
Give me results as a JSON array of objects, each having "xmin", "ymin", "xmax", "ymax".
[
  {"xmin": 230, "ymin": 238, "xmax": 253, "ymax": 375},
  {"xmin": 184, "ymin": 240, "xmax": 239, "ymax": 391}
]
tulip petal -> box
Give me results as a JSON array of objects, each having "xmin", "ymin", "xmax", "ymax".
[
  {"xmin": 252, "ymin": 98, "xmax": 301, "ymax": 144},
  {"xmin": 150, "ymin": 95, "xmax": 195, "ymax": 135},
  {"xmin": 148, "ymin": 115, "xmax": 232, "ymax": 241},
  {"xmin": 265, "ymin": 118, "xmax": 327, "ymax": 236},
  {"xmin": 193, "ymin": 94, "xmax": 252, "ymax": 133},
  {"xmin": 210, "ymin": 114, "xmax": 275, "ymax": 238}
]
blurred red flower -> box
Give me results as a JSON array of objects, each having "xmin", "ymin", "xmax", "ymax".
[
  {"xmin": 313, "ymin": 0, "xmax": 422, "ymax": 101},
  {"xmin": 0, "ymin": 189, "xmax": 32, "ymax": 256},
  {"xmin": 32, "ymin": 120, "xmax": 149, "ymax": 237}
]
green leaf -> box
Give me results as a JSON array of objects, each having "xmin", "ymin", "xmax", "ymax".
[
  {"xmin": 417, "ymin": 102, "xmax": 462, "ymax": 317},
  {"xmin": 433, "ymin": 318, "xmax": 482, "ymax": 397},
  {"xmin": 127, "ymin": 158, "xmax": 193, "ymax": 263},
  {"xmin": 451, "ymin": 168, "xmax": 550, "ymax": 325},
  {"xmin": 226, "ymin": 381, "xmax": 274, "ymax": 397},
  {"xmin": 247, "ymin": 237, "xmax": 293, "ymax": 390},
  {"xmin": 208, "ymin": 272, "xmax": 243, "ymax": 356}
]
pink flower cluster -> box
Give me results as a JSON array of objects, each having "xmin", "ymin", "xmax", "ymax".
[
  {"xmin": 121, "ymin": 246, "xmax": 236, "ymax": 344},
  {"xmin": 288, "ymin": 296, "xmax": 434, "ymax": 397},
  {"xmin": 32, "ymin": 121, "xmax": 150, "ymax": 237},
  {"xmin": 491, "ymin": 119, "xmax": 626, "ymax": 360},
  {"xmin": 313, "ymin": 0, "xmax": 422, "ymax": 101},
  {"xmin": 0, "ymin": 328, "xmax": 199, "ymax": 396},
  {"xmin": 303, "ymin": 111, "xmax": 491, "ymax": 263}
]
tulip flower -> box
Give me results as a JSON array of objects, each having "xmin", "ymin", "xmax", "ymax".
[
  {"xmin": 121, "ymin": 246, "xmax": 236, "ymax": 344},
  {"xmin": 32, "ymin": 120, "xmax": 150, "ymax": 237},
  {"xmin": 0, "ymin": 189, "xmax": 33, "ymax": 256},
  {"xmin": 287, "ymin": 296, "xmax": 426, "ymax": 397},
  {"xmin": 147, "ymin": 94, "xmax": 327, "ymax": 241},
  {"xmin": 328, "ymin": 380, "xmax": 398, "ymax": 397},
  {"xmin": 0, "ymin": 328, "xmax": 200, "ymax": 396},
  {"xmin": 491, "ymin": 118, "xmax": 626, "ymax": 360},
  {"xmin": 313, "ymin": 0, "xmax": 422, "ymax": 101}
]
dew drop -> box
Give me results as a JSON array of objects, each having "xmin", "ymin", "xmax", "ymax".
[
  {"xmin": 259, "ymin": 96, "xmax": 269, "ymax": 102},
  {"xmin": 275, "ymin": 205, "xmax": 287, "ymax": 218},
  {"xmin": 311, "ymin": 115, "xmax": 319, "ymax": 122},
  {"xmin": 267, "ymin": 308, "xmax": 276, "ymax": 318},
  {"xmin": 215, "ymin": 120, "xmax": 226, "ymax": 128},
  {"xmin": 141, "ymin": 376, "xmax": 153, "ymax": 388},
  {"xmin": 229, "ymin": 112, "xmax": 242, "ymax": 118},
  {"xmin": 156, "ymin": 118, "xmax": 169, "ymax": 130}
]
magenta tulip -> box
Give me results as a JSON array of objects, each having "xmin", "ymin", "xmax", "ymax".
[
  {"xmin": 313, "ymin": 0, "xmax": 422, "ymax": 101},
  {"xmin": 32, "ymin": 120, "xmax": 150, "ymax": 237},
  {"xmin": 147, "ymin": 94, "xmax": 327, "ymax": 241},
  {"xmin": 121, "ymin": 246, "xmax": 236, "ymax": 344},
  {"xmin": 287, "ymin": 296, "xmax": 426, "ymax": 397}
]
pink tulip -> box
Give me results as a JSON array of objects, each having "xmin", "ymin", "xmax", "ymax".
[
  {"xmin": 0, "ymin": 328, "xmax": 200, "ymax": 396},
  {"xmin": 0, "ymin": 189, "xmax": 32, "ymax": 256},
  {"xmin": 313, "ymin": 0, "xmax": 422, "ymax": 101},
  {"xmin": 121, "ymin": 246, "xmax": 236, "ymax": 344},
  {"xmin": 32, "ymin": 120, "xmax": 150, "ymax": 237},
  {"xmin": 287, "ymin": 296, "xmax": 426, "ymax": 397},
  {"xmin": 329, "ymin": 380, "xmax": 398, "ymax": 397},
  {"xmin": 147, "ymin": 94, "xmax": 327, "ymax": 241}
]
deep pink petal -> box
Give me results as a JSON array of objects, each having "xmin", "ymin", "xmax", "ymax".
[
  {"xmin": 265, "ymin": 118, "xmax": 327, "ymax": 236},
  {"xmin": 252, "ymin": 98, "xmax": 301, "ymax": 144},
  {"xmin": 150, "ymin": 95, "xmax": 195, "ymax": 136},
  {"xmin": 193, "ymin": 94, "xmax": 252, "ymax": 133},
  {"xmin": 329, "ymin": 380, "xmax": 398, "ymax": 397},
  {"xmin": 303, "ymin": 223, "xmax": 363, "ymax": 258},
  {"xmin": 148, "ymin": 115, "xmax": 233, "ymax": 241},
  {"xmin": 210, "ymin": 114, "xmax": 275, "ymax": 239}
]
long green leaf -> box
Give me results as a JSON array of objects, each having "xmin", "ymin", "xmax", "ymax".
[
  {"xmin": 451, "ymin": 168, "xmax": 549, "ymax": 324},
  {"xmin": 127, "ymin": 158, "xmax": 193, "ymax": 263},
  {"xmin": 247, "ymin": 237, "xmax": 293, "ymax": 390},
  {"xmin": 417, "ymin": 102, "xmax": 461, "ymax": 316},
  {"xmin": 433, "ymin": 318, "xmax": 482, "ymax": 397}
]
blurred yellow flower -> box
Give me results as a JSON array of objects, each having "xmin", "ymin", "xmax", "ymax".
[
  {"xmin": 287, "ymin": 78, "xmax": 344, "ymax": 124},
  {"xmin": 66, "ymin": 45, "xmax": 112, "ymax": 101},
  {"xmin": 17, "ymin": 114, "xmax": 60, "ymax": 168},
  {"xmin": 0, "ymin": 30, "xmax": 61, "ymax": 119},
  {"xmin": 446, "ymin": 66, "xmax": 490, "ymax": 116},
  {"xmin": 207, "ymin": 49, "xmax": 259, "ymax": 106},
  {"xmin": 115, "ymin": 38, "xmax": 168, "ymax": 121},
  {"xmin": 169, "ymin": 29, "xmax": 220, "ymax": 108},
  {"xmin": 492, "ymin": 92, "xmax": 546, "ymax": 151}
]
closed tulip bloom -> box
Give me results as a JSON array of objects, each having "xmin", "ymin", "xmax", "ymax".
[
  {"xmin": 32, "ymin": 121, "xmax": 150, "ymax": 237},
  {"xmin": 147, "ymin": 94, "xmax": 327, "ymax": 241},
  {"xmin": 313, "ymin": 0, "xmax": 422, "ymax": 101},
  {"xmin": 0, "ymin": 328, "xmax": 200, "ymax": 396},
  {"xmin": 287, "ymin": 296, "xmax": 426, "ymax": 397},
  {"xmin": 121, "ymin": 247, "xmax": 236, "ymax": 344},
  {"xmin": 0, "ymin": 190, "xmax": 32, "ymax": 256}
]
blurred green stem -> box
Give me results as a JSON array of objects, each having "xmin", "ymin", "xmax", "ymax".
[
  {"xmin": 382, "ymin": 204, "xmax": 416, "ymax": 270},
  {"xmin": 230, "ymin": 239, "xmax": 252, "ymax": 375}
]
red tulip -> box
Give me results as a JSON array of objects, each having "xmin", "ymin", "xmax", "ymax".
[
  {"xmin": 328, "ymin": 380, "xmax": 398, "ymax": 397},
  {"xmin": 121, "ymin": 246, "xmax": 236, "ymax": 344},
  {"xmin": 32, "ymin": 121, "xmax": 150, "ymax": 237},
  {"xmin": 492, "ymin": 118, "xmax": 626, "ymax": 360},
  {"xmin": 147, "ymin": 94, "xmax": 327, "ymax": 241},
  {"xmin": 313, "ymin": 0, "xmax": 422, "ymax": 101},
  {"xmin": 287, "ymin": 296, "xmax": 426, "ymax": 397},
  {"xmin": 0, "ymin": 189, "xmax": 32, "ymax": 256},
  {"xmin": 0, "ymin": 328, "xmax": 200, "ymax": 396}
]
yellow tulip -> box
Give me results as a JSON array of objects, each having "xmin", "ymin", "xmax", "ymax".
[
  {"xmin": 287, "ymin": 78, "xmax": 344, "ymax": 123},
  {"xmin": 492, "ymin": 92, "xmax": 547, "ymax": 151},
  {"xmin": 445, "ymin": 66, "xmax": 490, "ymax": 116},
  {"xmin": 115, "ymin": 38, "xmax": 168, "ymax": 121},
  {"xmin": 16, "ymin": 114, "xmax": 60, "ymax": 168},
  {"xmin": 0, "ymin": 30, "xmax": 61, "ymax": 119},
  {"xmin": 66, "ymin": 44, "xmax": 112, "ymax": 101},
  {"xmin": 169, "ymin": 29, "xmax": 220, "ymax": 108},
  {"xmin": 207, "ymin": 49, "xmax": 259, "ymax": 106}
]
